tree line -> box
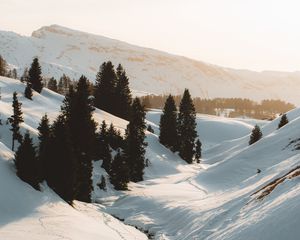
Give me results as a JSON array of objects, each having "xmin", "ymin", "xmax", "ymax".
[{"xmin": 140, "ymin": 95, "xmax": 295, "ymax": 120}]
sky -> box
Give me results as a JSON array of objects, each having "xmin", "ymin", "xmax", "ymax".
[{"xmin": 1, "ymin": 0, "xmax": 300, "ymax": 71}]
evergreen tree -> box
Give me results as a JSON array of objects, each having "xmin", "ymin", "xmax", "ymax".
[
  {"xmin": 249, "ymin": 125, "xmax": 263, "ymax": 145},
  {"xmin": 159, "ymin": 95, "xmax": 178, "ymax": 151},
  {"xmin": 278, "ymin": 113, "xmax": 289, "ymax": 129},
  {"xmin": 141, "ymin": 95, "xmax": 151, "ymax": 109},
  {"xmin": 37, "ymin": 114, "xmax": 51, "ymax": 182},
  {"xmin": 12, "ymin": 68, "xmax": 18, "ymax": 79},
  {"xmin": 96, "ymin": 121, "xmax": 108, "ymax": 157},
  {"xmin": 147, "ymin": 125, "xmax": 154, "ymax": 133},
  {"xmin": 8, "ymin": 92, "xmax": 24, "ymax": 151},
  {"xmin": 58, "ymin": 74, "xmax": 72, "ymax": 95},
  {"xmin": 62, "ymin": 75, "xmax": 97, "ymax": 202},
  {"xmin": 123, "ymin": 98, "xmax": 147, "ymax": 182},
  {"xmin": 47, "ymin": 77, "xmax": 58, "ymax": 92},
  {"xmin": 20, "ymin": 67, "xmax": 29, "ymax": 83},
  {"xmin": 115, "ymin": 64, "xmax": 132, "ymax": 120},
  {"xmin": 28, "ymin": 57, "xmax": 43, "ymax": 93},
  {"xmin": 95, "ymin": 121, "xmax": 112, "ymax": 172},
  {"xmin": 24, "ymin": 82, "xmax": 33, "ymax": 100},
  {"xmin": 47, "ymin": 115, "xmax": 76, "ymax": 204},
  {"xmin": 94, "ymin": 61, "xmax": 117, "ymax": 114},
  {"xmin": 58, "ymin": 77, "xmax": 64, "ymax": 94},
  {"xmin": 0, "ymin": 55, "xmax": 8, "ymax": 77},
  {"xmin": 107, "ymin": 123, "xmax": 123, "ymax": 150},
  {"xmin": 109, "ymin": 150, "xmax": 129, "ymax": 190},
  {"xmin": 15, "ymin": 131, "xmax": 39, "ymax": 190},
  {"xmin": 177, "ymin": 89, "xmax": 197, "ymax": 163},
  {"xmin": 101, "ymin": 141, "xmax": 112, "ymax": 173},
  {"xmin": 195, "ymin": 139, "xmax": 202, "ymax": 163},
  {"xmin": 98, "ymin": 175, "xmax": 107, "ymax": 191}
]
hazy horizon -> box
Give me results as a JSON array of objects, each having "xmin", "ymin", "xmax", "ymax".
[{"xmin": 1, "ymin": 0, "xmax": 300, "ymax": 72}]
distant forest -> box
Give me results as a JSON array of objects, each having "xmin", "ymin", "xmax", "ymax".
[{"xmin": 140, "ymin": 95, "xmax": 295, "ymax": 120}]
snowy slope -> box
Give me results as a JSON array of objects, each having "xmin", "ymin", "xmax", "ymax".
[
  {"xmin": 0, "ymin": 141, "xmax": 147, "ymax": 240},
  {"xmin": 0, "ymin": 76, "xmax": 148, "ymax": 240},
  {"xmin": 103, "ymin": 108, "xmax": 300, "ymax": 239},
  {"xmin": 146, "ymin": 109, "xmax": 268, "ymax": 150},
  {"xmin": 2, "ymin": 25, "xmax": 300, "ymax": 104},
  {"xmin": 1, "ymin": 76, "xmax": 300, "ymax": 240}
]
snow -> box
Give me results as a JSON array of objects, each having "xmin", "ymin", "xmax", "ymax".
[
  {"xmin": 0, "ymin": 76, "xmax": 147, "ymax": 240},
  {"xmin": 2, "ymin": 25, "xmax": 300, "ymax": 104},
  {"xmin": 1, "ymin": 76, "xmax": 300, "ymax": 239},
  {"xmin": 103, "ymin": 106, "xmax": 300, "ymax": 240},
  {"xmin": 146, "ymin": 109, "xmax": 267, "ymax": 150}
]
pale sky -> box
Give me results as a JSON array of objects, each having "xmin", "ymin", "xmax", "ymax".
[{"xmin": 1, "ymin": 0, "xmax": 300, "ymax": 71}]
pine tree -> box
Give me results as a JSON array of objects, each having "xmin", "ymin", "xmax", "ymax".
[
  {"xmin": 141, "ymin": 95, "xmax": 151, "ymax": 109},
  {"xmin": 47, "ymin": 77, "xmax": 58, "ymax": 92},
  {"xmin": 177, "ymin": 89, "xmax": 197, "ymax": 163},
  {"xmin": 62, "ymin": 75, "xmax": 97, "ymax": 202},
  {"xmin": 15, "ymin": 131, "xmax": 39, "ymax": 190},
  {"xmin": 28, "ymin": 57, "xmax": 43, "ymax": 93},
  {"xmin": 37, "ymin": 114, "xmax": 51, "ymax": 182},
  {"xmin": 115, "ymin": 64, "xmax": 132, "ymax": 120},
  {"xmin": 95, "ymin": 121, "xmax": 112, "ymax": 172},
  {"xmin": 12, "ymin": 68, "xmax": 18, "ymax": 79},
  {"xmin": 96, "ymin": 120, "xmax": 108, "ymax": 156},
  {"xmin": 58, "ymin": 74, "xmax": 72, "ymax": 95},
  {"xmin": 94, "ymin": 61, "xmax": 117, "ymax": 114},
  {"xmin": 159, "ymin": 95, "xmax": 178, "ymax": 151},
  {"xmin": 147, "ymin": 125, "xmax": 154, "ymax": 133},
  {"xmin": 8, "ymin": 92, "xmax": 24, "ymax": 151},
  {"xmin": 47, "ymin": 115, "xmax": 76, "ymax": 204},
  {"xmin": 107, "ymin": 123, "xmax": 123, "ymax": 150},
  {"xmin": 109, "ymin": 150, "xmax": 129, "ymax": 190},
  {"xmin": 0, "ymin": 55, "xmax": 8, "ymax": 77},
  {"xmin": 123, "ymin": 98, "xmax": 147, "ymax": 182},
  {"xmin": 24, "ymin": 82, "xmax": 33, "ymax": 100},
  {"xmin": 249, "ymin": 125, "xmax": 263, "ymax": 145},
  {"xmin": 101, "ymin": 141, "xmax": 112, "ymax": 173},
  {"xmin": 20, "ymin": 67, "xmax": 29, "ymax": 83},
  {"xmin": 195, "ymin": 139, "xmax": 202, "ymax": 163},
  {"xmin": 98, "ymin": 175, "xmax": 107, "ymax": 191},
  {"xmin": 278, "ymin": 113, "xmax": 289, "ymax": 129},
  {"xmin": 58, "ymin": 77, "xmax": 64, "ymax": 94}
]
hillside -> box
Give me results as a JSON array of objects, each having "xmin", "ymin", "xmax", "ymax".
[
  {"xmin": 0, "ymin": 76, "xmax": 258, "ymax": 239},
  {"xmin": 1, "ymin": 25, "xmax": 300, "ymax": 104},
  {"xmin": 0, "ymin": 76, "xmax": 148, "ymax": 240},
  {"xmin": 105, "ymin": 107, "xmax": 300, "ymax": 240},
  {"xmin": 1, "ymin": 76, "xmax": 300, "ymax": 239}
]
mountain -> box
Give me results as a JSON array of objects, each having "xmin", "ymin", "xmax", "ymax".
[{"xmin": 1, "ymin": 25, "xmax": 300, "ymax": 104}]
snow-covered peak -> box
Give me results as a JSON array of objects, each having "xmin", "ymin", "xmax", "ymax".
[
  {"xmin": 1, "ymin": 25, "xmax": 300, "ymax": 105},
  {"xmin": 32, "ymin": 24, "xmax": 76, "ymax": 38}
]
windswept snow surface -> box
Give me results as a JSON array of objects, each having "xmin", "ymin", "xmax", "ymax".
[{"xmin": 2, "ymin": 25, "xmax": 300, "ymax": 104}]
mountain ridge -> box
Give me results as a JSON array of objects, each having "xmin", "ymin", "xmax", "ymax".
[{"xmin": 1, "ymin": 24, "xmax": 300, "ymax": 104}]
